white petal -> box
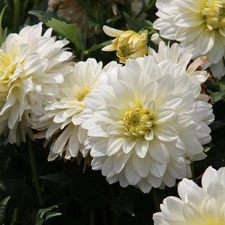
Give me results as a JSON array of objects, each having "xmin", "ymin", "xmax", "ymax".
[
  {"xmin": 208, "ymin": 34, "xmax": 225, "ymax": 64},
  {"xmin": 154, "ymin": 124, "xmax": 178, "ymax": 142},
  {"xmin": 136, "ymin": 179, "xmax": 152, "ymax": 193},
  {"xmin": 124, "ymin": 159, "xmax": 142, "ymax": 185},
  {"xmin": 175, "ymin": 0, "xmax": 205, "ymax": 12},
  {"xmin": 210, "ymin": 58, "xmax": 225, "ymax": 79},
  {"xmin": 114, "ymin": 151, "xmax": 132, "ymax": 174},
  {"xmin": 183, "ymin": 203, "xmax": 205, "ymax": 224},
  {"xmin": 132, "ymin": 153, "xmax": 151, "ymax": 178},
  {"xmin": 201, "ymin": 166, "xmax": 217, "ymax": 191},
  {"xmin": 123, "ymin": 137, "xmax": 136, "ymax": 154},
  {"xmin": 150, "ymin": 160, "xmax": 166, "ymax": 178},
  {"xmin": 102, "ymin": 157, "xmax": 114, "ymax": 176},
  {"xmin": 135, "ymin": 138, "xmax": 149, "ymax": 158},
  {"xmin": 149, "ymin": 140, "xmax": 170, "ymax": 164},
  {"xmin": 68, "ymin": 125, "xmax": 80, "ymax": 157},
  {"xmin": 174, "ymin": 11, "xmax": 204, "ymax": 27},
  {"xmin": 197, "ymin": 29, "xmax": 215, "ymax": 55},
  {"xmin": 91, "ymin": 138, "xmax": 107, "ymax": 157},
  {"xmin": 103, "ymin": 25, "xmax": 123, "ymax": 37},
  {"xmin": 107, "ymin": 136, "xmax": 125, "ymax": 156}
]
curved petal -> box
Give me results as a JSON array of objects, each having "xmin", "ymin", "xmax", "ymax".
[
  {"xmin": 174, "ymin": 11, "xmax": 204, "ymax": 27},
  {"xmin": 197, "ymin": 29, "xmax": 215, "ymax": 55}
]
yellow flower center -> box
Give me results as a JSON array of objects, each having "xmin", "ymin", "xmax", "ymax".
[
  {"xmin": 77, "ymin": 87, "xmax": 89, "ymax": 102},
  {"xmin": 202, "ymin": 0, "xmax": 225, "ymax": 30},
  {"xmin": 0, "ymin": 51, "xmax": 19, "ymax": 98},
  {"xmin": 123, "ymin": 107, "xmax": 154, "ymax": 137}
]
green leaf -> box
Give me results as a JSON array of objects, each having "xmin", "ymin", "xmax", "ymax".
[
  {"xmin": 0, "ymin": 196, "xmax": 11, "ymax": 224},
  {"xmin": 35, "ymin": 205, "xmax": 61, "ymax": 225},
  {"xmin": 85, "ymin": 40, "xmax": 111, "ymax": 54},
  {"xmin": 46, "ymin": 18, "xmax": 84, "ymax": 52},
  {"xmin": 39, "ymin": 172, "xmax": 69, "ymax": 184},
  {"xmin": 28, "ymin": 9, "xmax": 61, "ymax": 23},
  {"xmin": 0, "ymin": 5, "xmax": 8, "ymax": 45},
  {"xmin": 45, "ymin": 212, "xmax": 62, "ymax": 221},
  {"xmin": 210, "ymin": 91, "xmax": 225, "ymax": 103},
  {"xmin": 123, "ymin": 11, "xmax": 148, "ymax": 32}
]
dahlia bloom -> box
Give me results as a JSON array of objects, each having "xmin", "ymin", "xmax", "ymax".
[
  {"xmin": 80, "ymin": 56, "xmax": 214, "ymax": 193},
  {"xmin": 153, "ymin": 166, "xmax": 225, "ymax": 225},
  {"xmin": 0, "ymin": 23, "xmax": 72, "ymax": 144},
  {"xmin": 33, "ymin": 59, "xmax": 119, "ymax": 161},
  {"xmin": 153, "ymin": 0, "xmax": 225, "ymax": 78},
  {"xmin": 102, "ymin": 25, "xmax": 148, "ymax": 63},
  {"xmin": 148, "ymin": 41, "xmax": 210, "ymax": 84}
]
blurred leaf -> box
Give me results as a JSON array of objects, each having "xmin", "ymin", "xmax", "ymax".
[
  {"xmin": 77, "ymin": 0, "xmax": 97, "ymax": 25},
  {"xmin": 85, "ymin": 40, "xmax": 111, "ymax": 54},
  {"xmin": 39, "ymin": 172, "xmax": 69, "ymax": 184},
  {"xmin": 46, "ymin": 18, "xmax": 84, "ymax": 52},
  {"xmin": 210, "ymin": 91, "xmax": 225, "ymax": 103},
  {"xmin": 107, "ymin": 15, "xmax": 123, "ymax": 24},
  {"xmin": 35, "ymin": 205, "xmax": 61, "ymax": 225},
  {"xmin": 0, "ymin": 179, "xmax": 35, "ymax": 201},
  {"xmin": 28, "ymin": 9, "xmax": 60, "ymax": 23},
  {"xmin": 0, "ymin": 5, "xmax": 8, "ymax": 45},
  {"xmin": 123, "ymin": 12, "xmax": 149, "ymax": 32},
  {"xmin": 210, "ymin": 121, "xmax": 225, "ymax": 131},
  {"xmin": 0, "ymin": 196, "xmax": 11, "ymax": 224},
  {"xmin": 29, "ymin": 10, "xmax": 85, "ymax": 52}
]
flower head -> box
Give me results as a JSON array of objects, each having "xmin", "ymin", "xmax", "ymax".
[
  {"xmin": 102, "ymin": 25, "xmax": 148, "ymax": 63},
  {"xmin": 33, "ymin": 59, "xmax": 119, "ymax": 161},
  {"xmin": 80, "ymin": 56, "xmax": 214, "ymax": 193},
  {"xmin": 148, "ymin": 41, "xmax": 210, "ymax": 84},
  {"xmin": 0, "ymin": 23, "xmax": 72, "ymax": 144},
  {"xmin": 153, "ymin": 166, "xmax": 225, "ymax": 225},
  {"xmin": 153, "ymin": 0, "xmax": 225, "ymax": 78}
]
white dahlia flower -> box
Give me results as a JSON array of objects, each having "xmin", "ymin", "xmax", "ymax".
[
  {"xmin": 33, "ymin": 59, "xmax": 119, "ymax": 161},
  {"xmin": 0, "ymin": 22, "xmax": 72, "ymax": 145},
  {"xmin": 153, "ymin": 0, "xmax": 225, "ymax": 78},
  {"xmin": 80, "ymin": 56, "xmax": 214, "ymax": 193},
  {"xmin": 148, "ymin": 41, "xmax": 210, "ymax": 84},
  {"xmin": 153, "ymin": 166, "xmax": 225, "ymax": 225}
]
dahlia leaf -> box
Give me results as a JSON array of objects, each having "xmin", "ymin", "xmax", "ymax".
[
  {"xmin": 46, "ymin": 18, "xmax": 84, "ymax": 51},
  {"xmin": 0, "ymin": 196, "xmax": 11, "ymax": 224},
  {"xmin": 28, "ymin": 9, "xmax": 60, "ymax": 23},
  {"xmin": 35, "ymin": 205, "xmax": 61, "ymax": 225},
  {"xmin": 210, "ymin": 91, "xmax": 225, "ymax": 103},
  {"xmin": 123, "ymin": 11, "xmax": 151, "ymax": 33}
]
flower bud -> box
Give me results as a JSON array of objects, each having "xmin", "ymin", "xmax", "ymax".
[{"xmin": 102, "ymin": 25, "xmax": 148, "ymax": 63}]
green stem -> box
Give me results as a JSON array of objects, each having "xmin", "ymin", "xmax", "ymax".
[
  {"xmin": 151, "ymin": 188, "xmax": 160, "ymax": 212},
  {"xmin": 80, "ymin": 21, "xmax": 89, "ymax": 61},
  {"xmin": 27, "ymin": 137, "xmax": 43, "ymax": 207},
  {"xmin": 0, "ymin": 167, "xmax": 4, "ymax": 201},
  {"xmin": 112, "ymin": 212, "xmax": 120, "ymax": 225},
  {"xmin": 13, "ymin": 0, "xmax": 20, "ymax": 32},
  {"xmin": 89, "ymin": 210, "xmax": 95, "ymax": 225},
  {"xmin": 10, "ymin": 207, "xmax": 19, "ymax": 225},
  {"xmin": 191, "ymin": 161, "xmax": 195, "ymax": 180},
  {"xmin": 33, "ymin": 0, "xmax": 40, "ymax": 6}
]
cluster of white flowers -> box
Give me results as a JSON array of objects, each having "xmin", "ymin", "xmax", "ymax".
[
  {"xmin": 153, "ymin": 0, "xmax": 225, "ymax": 78},
  {"xmin": 0, "ymin": 16, "xmax": 216, "ymax": 194}
]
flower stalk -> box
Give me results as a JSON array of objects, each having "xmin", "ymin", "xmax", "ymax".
[{"xmin": 27, "ymin": 137, "xmax": 43, "ymax": 207}]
